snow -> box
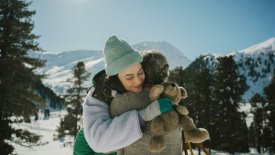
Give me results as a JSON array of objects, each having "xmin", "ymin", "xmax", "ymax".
[
  {"xmin": 241, "ymin": 37, "xmax": 275, "ymax": 54},
  {"xmin": 239, "ymin": 103, "xmax": 253, "ymax": 127},
  {"xmin": 220, "ymin": 38, "xmax": 275, "ymax": 102},
  {"xmin": 11, "ymin": 111, "xmax": 264, "ymax": 155},
  {"xmin": 13, "ymin": 111, "xmax": 73, "ymax": 155},
  {"xmin": 85, "ymin": 57, "xmax": 104, "ymax": 69},
  {"xmin": 45, "ymin": 66, "xmax": 65, "ymax": 75}
]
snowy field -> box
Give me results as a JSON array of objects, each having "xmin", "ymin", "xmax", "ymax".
[
  {"xmin": 13, "ymin": 111, "xmax": 73, "ymax": 155},
  {"xmin": 12, "ymin": 110, "xmax": 265, "ymax": 155}
]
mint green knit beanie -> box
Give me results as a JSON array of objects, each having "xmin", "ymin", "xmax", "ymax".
[{"xmin": 103, "ymin": 35, "xmax": 143, "ymax": 76}]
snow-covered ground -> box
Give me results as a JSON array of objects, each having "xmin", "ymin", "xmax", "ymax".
[
  {"xmin": 12, "ymin": 111, "xmax": 264, "ymax": 155},
  {"xmin": 13, "ymin": 111, "xmax": 73, "ymax": 155}
]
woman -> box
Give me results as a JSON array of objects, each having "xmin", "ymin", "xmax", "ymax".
[{"xmin": 73, "ymin": 35, "xmax": 175, "ymax": 155}]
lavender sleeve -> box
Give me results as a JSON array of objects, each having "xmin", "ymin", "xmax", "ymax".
[{"xmin": 82, "ymin": 89, "xmax": 143, "ymax": 153}]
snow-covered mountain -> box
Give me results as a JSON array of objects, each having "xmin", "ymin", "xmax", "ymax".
[
  {"xmin": 133, "ymin": 41, "xmax": 191, "ymax": 68},
  {"xmin": 233, "ymin": 37, "xmax": 275, "ymax": 101},
  {"xmin": 36, "ymin": 38, "xmax": 274, "ymax": 101},
  {"xmin": 36, "ymin": 42, "xmax": 191, "ymax": 94},
  {"xmin": 200, "ymin": 37, "xmax": 275, "ymax": 102},
  {"xmin": 34, "ymin": 50, "xmax": 104, "ymax": 95}
]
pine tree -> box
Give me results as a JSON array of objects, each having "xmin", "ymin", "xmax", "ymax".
[
  {"xmin": 249, "ymin": 93, "xmax": 267, "ymax": 153},
  {"xmin": 57, "ymin": 62, "xmax": 90, "ymax": 140},
  {"xmin": 0, "ymin": 0, "xmax": 46, "ymax": 154},
  {"xmin": 264, "ymin": 72, "xmax": 275, "ymax": 153},
  {"xmin": 169, "ymin": 66, "xmax": 186, "ymax": 86},
  {"xmin": 189, "ymin": 67, "xmax": 214, "ymax": 147},
  {"xmin": 210, "ymin": 56, "xmax": 249, "ymax": 153},
  {"xmin": 35, "ymin": 79, "xmax": 64, "ymax": 110},
  {"xmin": 169, "ymin": 60, "xmax": 214, "ymax": 147}
]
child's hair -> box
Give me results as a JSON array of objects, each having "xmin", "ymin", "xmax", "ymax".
[{"xmin": 140, "ymin": 50, "xmax": 169, "ymax": 85}]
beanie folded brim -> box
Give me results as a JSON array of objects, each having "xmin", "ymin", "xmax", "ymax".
[{"xmin": 105, "ymin": 51, "xmax": 143, "ymax": 76}]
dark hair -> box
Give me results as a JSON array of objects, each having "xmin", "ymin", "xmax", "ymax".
[
  {"xmin": 104, "ymin": 75, "xmax": 127, "ymax": 94},
  {"xmin": 140, "ymin": 50, "xmax": 169, "ymax": 85}
]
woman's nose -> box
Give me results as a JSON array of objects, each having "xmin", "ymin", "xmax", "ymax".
[{"xmin": 134, "ymin": 77, "xmax": 142, "ymax": 85}]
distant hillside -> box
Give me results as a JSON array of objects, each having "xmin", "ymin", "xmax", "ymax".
[
  {"xmin": 185, "ymin": 38, "xmax": 275, "ymax": 102},
  {"xmin": 35, "ymin": 38, "xmax": 275, "ymax": 101},
  {"xmin": 133, "ymin": 41, "xmax": 191, "ymax": 68},
  {"xmin": 35, "ymin": 42, "xmax": 191, "ymax": 94},
  {"xmin": 35, "ymin": 50, "xmax": 104, "ymax": 95}
]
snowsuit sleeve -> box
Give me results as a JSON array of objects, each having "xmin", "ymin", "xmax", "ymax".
[{"xmin": 82, "ymin": 88, "xmax": 143, "ymax": 153}]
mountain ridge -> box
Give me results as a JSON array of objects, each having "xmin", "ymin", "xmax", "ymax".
[
  {"xmin": 35, "ymin": 38, "xmax": 275, "ymax": 101},
  {"xmin": 240, "ymin": 37, "xmax": 275, "ymax": 54},
  {"xmin": 193, "ymin": 37, "xmax": 275, "ymax": 102},
  {"xmin": 36, "ymin": 41, "xmax": 191, "ymax": 94}
]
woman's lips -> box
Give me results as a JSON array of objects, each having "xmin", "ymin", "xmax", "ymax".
[{"xmin": 133, "ymin": 85, "xmax": 142, "ymax": 89}]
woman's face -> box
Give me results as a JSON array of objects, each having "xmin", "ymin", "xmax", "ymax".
[{"xmin": 118, "ymin": 63, "xmax": 145, "ymax": 93}]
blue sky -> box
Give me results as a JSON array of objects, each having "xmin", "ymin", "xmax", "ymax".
[{"xmin": 30, "ymin": 0, "xmax": 275, "ymax": 60}]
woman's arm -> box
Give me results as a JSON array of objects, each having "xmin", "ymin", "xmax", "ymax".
[{"xmin": 82, "ymin": 88, "xmax": 143, "ymax": 153}]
